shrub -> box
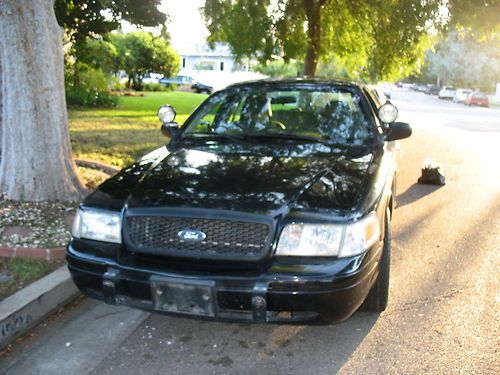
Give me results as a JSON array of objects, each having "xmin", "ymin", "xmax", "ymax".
[
  {"xmin": 256, "ymin": 60, "xmax": 301, "ymax": 78},
  {"xmin": 66, "ymin": 87, "xmax": 118, "ymax": 107},
  {"xmin": 111, "ymin": 80, "xmax": 126, "ymax": 91},
  {"xmin": 65, "ymin": 62, "xmax": 119, "ymax": 107},
  {"xmin": 143, "ymin": 82, "xmax": 169, "ymax": 92}
]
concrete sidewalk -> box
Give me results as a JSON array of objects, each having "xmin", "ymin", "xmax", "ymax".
[
  {"xmin": 0, "ymin": 298, "xmax": 150, "ymax": 375},
  {"xmin": 0, "ymin": 267, "xmax": 78, "ymax": 349}
]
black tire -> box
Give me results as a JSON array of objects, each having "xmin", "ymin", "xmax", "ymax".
[{"xmin": 361, "ymin": 211, "xmax": 391, "ymax": 312}]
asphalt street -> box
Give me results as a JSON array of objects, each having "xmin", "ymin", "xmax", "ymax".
[{"xmin": 1, "ymin": 89, "xmax": 499, "ymax": 375}]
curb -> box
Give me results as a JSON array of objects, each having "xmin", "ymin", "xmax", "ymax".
[
  {"xmin": 75, "ymin": 158, "xmax": 120, "ymax": 175},
  {"xmin": 0, "ymin": 266, "xmax": 79, "ymax": 349},
  {"xmin": 0, "ymin": 246, "xmax": 66, "ymax": 261}
]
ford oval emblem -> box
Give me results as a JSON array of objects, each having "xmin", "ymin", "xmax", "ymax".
[{"xmin": 178, "ymin": 229, "xmax": 206, "ymax": 242}]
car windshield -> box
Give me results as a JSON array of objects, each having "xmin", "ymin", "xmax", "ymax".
[{"xmin": 181, "ymin": 86, "xmax": 375, "ymax": 146}]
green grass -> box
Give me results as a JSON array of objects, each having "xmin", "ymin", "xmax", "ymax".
[
  {"xmin": 4, "ymin": 258, "xmax": 52, "ymax": 281},
  {"xmin": 69, "ymin": 91, "xmax": 207, "ymax": 167},
  {"xmin": 0, "ymin": 257, "xmax": 62, "ymax": 300}
]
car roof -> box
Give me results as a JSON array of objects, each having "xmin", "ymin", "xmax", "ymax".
[{"xmin": 226, "ymin": 77, "xmax": 363, "ymax": 90}]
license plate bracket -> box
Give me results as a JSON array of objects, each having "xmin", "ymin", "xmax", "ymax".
[{"xmin": 150, "ymin": 276, "xmax": 216, "ymax": 317}]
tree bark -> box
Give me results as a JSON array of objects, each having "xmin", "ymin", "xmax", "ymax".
[
  {"xmin": 303, "ymin": 0, "xmax": 325, "ymax": 77},
  {"xmin": 0, "ymin": 0, "xmax": 84, "ymax": 201},
  {"xmin": 0, "ymin": 50, "xmax": 3, "ymax": 159}
]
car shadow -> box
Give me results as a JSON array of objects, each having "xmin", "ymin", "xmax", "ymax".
[
  {"xmin": 103, "ymin": 310, "xmax": 381, "ymax": 375},
  {"xmin": 396, "ymin": 183, "xmax": 443, "ymax": 209}
]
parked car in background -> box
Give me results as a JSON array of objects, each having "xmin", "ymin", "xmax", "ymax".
[
  {"xmin": 425, "ymin": 84, "xmax": 441, "ymax": 95},
  {"xmin": 453, "ymin": 89, "xmax": 473, "ymax": 103},
  {"xmin": 142, "ymin": 73, "xmax": 163, "ymax": 84},
  {"xmin": 465, "ymin": 92, "xmax": 489, "ymax": 107},
  {"xmin": 413, "ymin": 84, "xmax": 427, "ymax": 92},
  {"xmin": 438, "ymin": 86, "xmax": 456, "ymax": 99},
  {"xmin": 67, "ymin": 78, "xmax": 412, "ymax": 323},
  {"xmin": 159, "ymin": 75, "xmax": 197, "ymax": 87},
  {"xmin": 192, "ymin": 81, "xmax": 213, "ymax": 94},
  {"xmin": 160, "ymin": 75, "xmax": 213, "ymax": 94}
]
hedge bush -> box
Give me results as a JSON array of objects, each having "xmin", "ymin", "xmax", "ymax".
[{"xmin": 65, "ymin": 62, "xmax": 118, "ymax": 107}]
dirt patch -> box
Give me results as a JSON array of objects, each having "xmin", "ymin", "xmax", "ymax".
[
  {"xmin": 0, "ymin": 167, "xmax": 112, "ymax": 248},
  {"xmin": 1, "ymin": 226, "xmax": 34, "ymax": 241},
  {"xmin": 77, "ymin": 166, "xmax": 112, "ymax": 190},
  {"xmin": 0, "ymin": 199, "xmax": 76, "ymax": 248}
]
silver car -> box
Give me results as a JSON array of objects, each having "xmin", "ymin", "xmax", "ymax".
[{"xmin": 438, "ymin": 86, "xmax": 456, "ymax": 99}]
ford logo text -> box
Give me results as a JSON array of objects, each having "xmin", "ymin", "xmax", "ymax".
[{"xmin": 178, "ymin": 229, "xmax": 207, "ymax": 242}]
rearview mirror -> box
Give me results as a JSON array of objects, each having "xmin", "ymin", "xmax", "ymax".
[{"xmin": 385, "ymin": 122, "xmax": 412, "ymax": 141}]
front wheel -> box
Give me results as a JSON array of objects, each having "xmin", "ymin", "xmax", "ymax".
[{"xmin": 360, "ymin": 211, "xmax": 391, "ymax": 312}]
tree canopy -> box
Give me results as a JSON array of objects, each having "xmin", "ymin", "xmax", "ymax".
[
  {"xmin": 426, "ymin": 30, "xmax": 500, "ymax": 91},
  {"xmin": 203, "ymin": 0, "xmax": 444, "ymax": 80},
  {"xmin": 447, "ymin": 0, "xmax": 500, "ymax": 36},
  {"xmin": 204, "ymin": 0, "xmax": 500, "ymax": 81},
  {"xmin": 54, "ymin": 0, "xmax": 166, "ymax": 48},
  {"xmin": 110, "ymin": 32, "xmax": 180, "ymax": 89}
]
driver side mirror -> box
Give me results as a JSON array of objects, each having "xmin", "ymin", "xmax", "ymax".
[
  {"xmin": 385, "ymin": 122, "xmax": 412, "ymax": 141},
  {"xmin": 158, "ymin": 104, "xmax": 180, "ymax": 138},
  {"xmin": 161, "ymin": 123, "xmax": 181, "ymax": 138}
]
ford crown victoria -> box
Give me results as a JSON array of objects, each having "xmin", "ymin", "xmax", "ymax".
[{"xmin": 67, "ymin": 79, "xmax": 411, "ymax": 323}]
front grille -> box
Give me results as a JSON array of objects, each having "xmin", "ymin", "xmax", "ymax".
[{"xmin": 125, "ymin": 216, "xmax": 271, "ymax": 259}]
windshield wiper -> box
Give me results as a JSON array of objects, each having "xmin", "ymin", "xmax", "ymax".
[
  {"xmin": 180, "ymin": 132, "xmax": 249, "ymax": 143},
  {"xmin": 242, "ymin": 132, "xmax": 347, "ymax": 147},
  {"xmin": 181, "ymin": 131, "xmax": 353, "ymax": 147}
]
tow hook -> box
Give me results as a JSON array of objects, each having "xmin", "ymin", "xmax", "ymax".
[{"xmin": 252, "ymin": 282, "xmax": 268, "ymax": 321}]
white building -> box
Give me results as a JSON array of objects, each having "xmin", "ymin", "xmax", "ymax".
[{"xmin": 177, "ymin": 43, "xmax": 266, "ymax": 90}]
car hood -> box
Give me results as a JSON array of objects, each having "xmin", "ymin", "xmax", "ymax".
[{"xmin": 118, "ymin": 143, "xmax": 378, "ymax": 215}]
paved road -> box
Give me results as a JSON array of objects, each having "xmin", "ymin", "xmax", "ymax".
[{"xmin": 1, "ymin": 90, "xmax": 499, "ymax": 375}]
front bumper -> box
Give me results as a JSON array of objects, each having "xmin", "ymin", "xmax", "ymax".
[{"xmin": 66, "ymin": 243, "xmax": 381, "ymax": 323}]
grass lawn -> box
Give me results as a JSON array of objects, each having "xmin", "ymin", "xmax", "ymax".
[
  {"xmin": 1, "ymin": 93, "xmax": 205, "ymax": 300},
  {"xmin": 69, "ymin": 91, "xmax": 207, "ymax": 167},
  {"xmin": 0, "ymin": 257, "xmax": 63, "ymax": 301}
]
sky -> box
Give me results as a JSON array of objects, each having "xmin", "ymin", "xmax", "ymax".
[
  {"xmin": 161, "ymin": 0, "xmax": 210, "ymax": 50},
  {"xmin": 122, "ymin": 0, "xmax": 209, "ymax": 52}
]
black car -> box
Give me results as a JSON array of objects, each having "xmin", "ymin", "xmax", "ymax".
[
  {"xmin": 426, "ymin": 84, "xmax": 440, "ymax": 95},
  {"xmin": 67, "ymin": 79, "xmax": 411, "ymax": 323},
  {"xmin": 413, "ymin": 84, "xmax": 427, "ymax": 92},
  {"xmin": 192, "ymin": 81, "xmax": 213, "ymax": 94}
]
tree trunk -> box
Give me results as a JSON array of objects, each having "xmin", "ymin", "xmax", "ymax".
[
  {"xmin": 303, "ymin": 0, "xmax": 325, "ymax": 77},
  {"xmin": 0, "ymin": 50, "xmax": 3, "ymax": 161},
  {"xmin": 0, "ymin": 0, "xmax": 84, "ymax": 201}
]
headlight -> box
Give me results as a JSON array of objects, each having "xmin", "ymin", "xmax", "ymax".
[
  {"xmin": 276, "ymin": 213, "xmax": 380, "ymax": 257},
  {"xmin": 72, "ymin": 208, "xmax": 122, "ymax": 244}
]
